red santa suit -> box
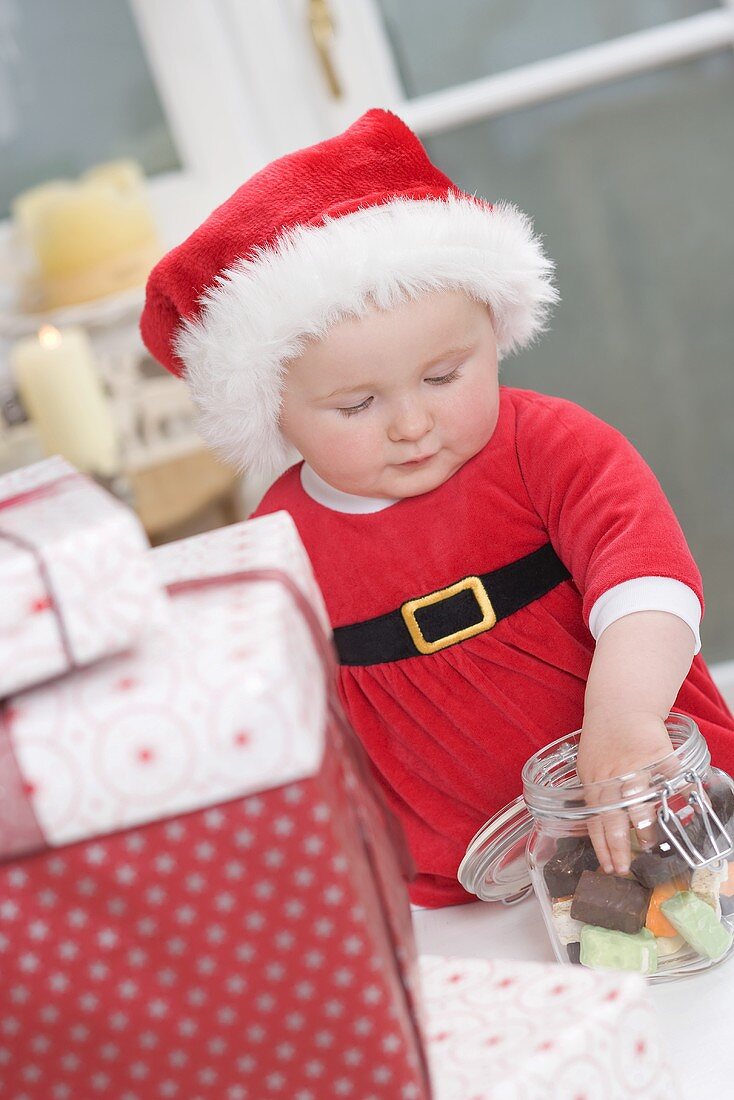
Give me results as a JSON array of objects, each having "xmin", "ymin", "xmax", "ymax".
[{"xmin": 251, "ymin": 386, "xmax": 734, "ymax": 907}]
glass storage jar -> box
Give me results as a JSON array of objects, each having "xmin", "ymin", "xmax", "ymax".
[{"xmin": 458, "ymin": 713, "xmax": 734, "ymax": 982}]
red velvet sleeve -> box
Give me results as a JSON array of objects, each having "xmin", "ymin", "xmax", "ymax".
[{"xmin": 512, "ymin": 391, "xmax": 704, "ymax": 628}]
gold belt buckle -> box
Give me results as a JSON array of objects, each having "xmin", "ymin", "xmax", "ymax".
[{"xmin": 401, "ymin": 575, "xmax": 497, "ymax": 655}]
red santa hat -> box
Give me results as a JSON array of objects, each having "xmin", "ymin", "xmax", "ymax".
[{"xmin": 140, "ymin": 108, "xmax": 558, "ymax": 477}]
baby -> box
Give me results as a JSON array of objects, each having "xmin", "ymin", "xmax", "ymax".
[{"xmin": 140, "ymin": 108, "xmax": 734, "ymax": 907}]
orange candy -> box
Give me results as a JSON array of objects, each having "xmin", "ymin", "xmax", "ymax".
[
  {"xmin": 646, "ymin": 875, "xmax": 690, "ymax": 938},
  {"xmin": 720, "ymin": 862, "xmax": 734, "ymax": 898}
]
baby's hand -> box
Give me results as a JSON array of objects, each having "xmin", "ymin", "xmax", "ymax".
[{"xmin": 576, "ymin": 709, "xmax": 675, "ymax": 875}]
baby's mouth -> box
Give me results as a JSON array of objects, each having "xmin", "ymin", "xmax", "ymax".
[{"xmin": 398, "ymin": 452, "xmax": 436, "ymax": 467}]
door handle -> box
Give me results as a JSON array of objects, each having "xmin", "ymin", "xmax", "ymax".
[{"xmin": 307, "ymin": 0, "xmax": 343, "ymax": 99}]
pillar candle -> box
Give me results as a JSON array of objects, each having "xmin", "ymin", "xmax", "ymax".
[
  {"xmin": 11, "ymin": 161, "xmax": 162, "ymax": 310},
  {"xmin": 10, "ymin": 325, "xmax": 119, "ymax": 476}
]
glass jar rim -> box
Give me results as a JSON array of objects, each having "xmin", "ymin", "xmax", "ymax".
[{"xmin": 522, "ymin": 711, "xmax": 708, "ymax": 819}]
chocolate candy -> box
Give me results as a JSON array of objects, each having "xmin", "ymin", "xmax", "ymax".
[
  {"xmin": 699, "ymin": 787, "xmax": 734, "ymax": 859},
  {"xmin": 631, "ymin": 848, "xmax": 688, "ymax": 889},
  {"xmin": 719, "ymin": 893, "xmax": 734, "ymax": 918},
  {"xmin": 570, "ymin": 870, "xmax": 651, "ymax": 935},
  {"xmin": 543, "ymin": 836, "xmax": 599, "ymax": 898},
  {"xmin": 710, "ymin": 786, "xmax": 734, "ymax": 830},
  {"xmin": 580, "ymin": 925, "xmax": 658, "ymax": 975},
  {"xmin": 660, "ymin": 890, "xmax": 733, "ymax": 960},
  {"xmin": 631, "ymin": 787, "xmax": 734, "ymax": 888},
  {"xmin": 567, "ymin": 941, "xmax": 581, "ymax": 965},
  {"xmin": 630, "ymin": 816, "xmax": 709, "ymax": 887}
]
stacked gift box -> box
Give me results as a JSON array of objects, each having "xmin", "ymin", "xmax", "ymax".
[
  {"xmin": 0, "ymin": 458, "xmax": 680, "ymax": 1098},
  {"xmin": 0, "ymin": 456, "xmax": 166, "ymax": 700}
]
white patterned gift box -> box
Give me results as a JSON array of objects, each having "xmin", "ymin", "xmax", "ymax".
[
  {"xmin": 150, "ymin": 506, "xmax": 331, "ymax": 606},
  {"xmin": 419, "ymin": 955, "xmax": 681, "ymax": 1099},
  {"xmin": 0, "ymin": 512, "xmax": 431, "ymax": 1100},
  {"xmin": 0, "ymin": 456, "xmax": 166, "ymax": 699}
]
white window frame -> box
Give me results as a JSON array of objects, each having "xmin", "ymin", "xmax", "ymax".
[
  {"xmin": 126, "ymin": 0, "xmax": 270, "ymax": 245},
  {"xmin": 175, "ymin": 1, "xmax": 734, "ymax": 141},
  {"xmin": 134, "ymin": 0, "xmax": 734, "ymax": 236}
]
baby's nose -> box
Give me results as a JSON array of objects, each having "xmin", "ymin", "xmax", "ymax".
[{"xmin": 388, "ymin": 399, "xmax": 433, "ymax": 441}]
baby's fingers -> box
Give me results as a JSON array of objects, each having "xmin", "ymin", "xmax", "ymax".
[
  {"xmin": 583, "ymin": 781, "xmax": 624, "ymax": 874},
  {"xmin": 601, "ymin": 807, "xmax": 633, "ymax": 875},
  {"xmin": 585, "ymin": 778, "xmax": 643, "ymax": 874},
  {"xmin": 586, "ymin": 813, "xmax": 614, "ymax": 875}
]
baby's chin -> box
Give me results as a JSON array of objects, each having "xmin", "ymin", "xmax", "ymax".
[{"xmin": 331, "ymin": 469, "xmax": 445, "ymax": 499}]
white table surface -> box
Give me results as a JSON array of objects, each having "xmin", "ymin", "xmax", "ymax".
[{"xmin": 412, "ymin": 896, "xmax": 734, "ymax": 1094}]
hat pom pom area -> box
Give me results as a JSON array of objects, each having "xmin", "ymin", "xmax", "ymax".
[{"xmin": 172, "ymin": 191, "xmax": 559, "ymax": 479}]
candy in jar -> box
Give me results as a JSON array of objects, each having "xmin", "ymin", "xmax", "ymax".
[{"xmin": 458, "ymin": 713, "xmax": 734, "ymax": 982}]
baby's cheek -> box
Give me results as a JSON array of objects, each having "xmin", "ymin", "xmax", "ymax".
[
  {"xmin": 467, "ymin": 390, "xmax": 500, "ymax": 442},
  {"xmin": 345, "ymin": 428, "xmax": 382, "ymax": 469},
  {"xmin": 447, "ymin": 400, "xmax": 487, "ymax": 449},
  {"xmin": 315, "ymin": 421, "xmax": 368, "ymax": 471}
]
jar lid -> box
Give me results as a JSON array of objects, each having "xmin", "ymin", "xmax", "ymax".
[{"xmin": 457, "ymin": 795, "xmax": 535, "ymax": 903}]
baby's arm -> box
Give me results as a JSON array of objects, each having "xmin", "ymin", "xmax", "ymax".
[
  {"xmin": 577, "ymin": 609, "xmax": 696, "ymax": 874},
  {"xmin": 513, "ymin": 391, "xmax": 706, "ymax": 873}
]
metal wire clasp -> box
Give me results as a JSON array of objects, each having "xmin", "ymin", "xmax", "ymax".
[{"xmin": 657, "ymin": 772, "xmax": 734, "ymax": 868}]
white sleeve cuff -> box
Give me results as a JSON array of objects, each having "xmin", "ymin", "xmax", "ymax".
[{"xmin": 588, "ymin": 577, "xmax": 702, "ymax": 655}]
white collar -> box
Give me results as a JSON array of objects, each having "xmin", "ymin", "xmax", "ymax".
[{"xmin": 300, "ymin": 463, "xmax": 399, "ymax": 514}]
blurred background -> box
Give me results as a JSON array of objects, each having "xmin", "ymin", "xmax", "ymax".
[{"xmin": 0, "ymin": 0, "xmax": 732, "ymax": 666}]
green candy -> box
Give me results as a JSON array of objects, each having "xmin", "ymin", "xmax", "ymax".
[
  {"xmin": 579, "ymin": 924, "xmax": 658, "ymax": 975},
  {"xmin": 660, "ymin": 890, "xmax": 733, "ymax": 960}
]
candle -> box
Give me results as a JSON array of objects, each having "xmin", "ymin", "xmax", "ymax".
[
  {"xmin": 10, "ymin": 324, "xmax": 120, "ymax": 476},
  {"xmin": 11, "ymin": 160, "xmax": 162, "ymax": 310}
]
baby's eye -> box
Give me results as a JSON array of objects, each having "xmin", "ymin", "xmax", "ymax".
[
  {"xmin": 337, "ymin": 397, "xmax": 373, "ymax": 417},
  {"xmin": 426, "ymin": 367, "xmax": 462, "ymax": 385}
]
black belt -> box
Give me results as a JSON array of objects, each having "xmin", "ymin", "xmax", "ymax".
[{"xmin": 333, "ymin": 542, "xmax": 571, "ymax": 666}]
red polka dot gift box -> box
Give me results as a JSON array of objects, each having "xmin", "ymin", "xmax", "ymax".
[
  {"xmin": 0, "ymin": 456, "xmax": 166, "ymax": 698},
  {"xmin": 0, "ymin": 512, "xmax": 430, "ymax": 1100}
]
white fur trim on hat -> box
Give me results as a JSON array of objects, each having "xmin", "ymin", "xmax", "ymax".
[{"xmin": 174, "ymin": 192, "xmax": 559, "ymax": 477}]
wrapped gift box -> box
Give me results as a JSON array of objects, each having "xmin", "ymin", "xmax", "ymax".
[
  {"xmin": 0, "ymin": 456, "xmax": 166, "ymax": 698},
  {"xmin": 150, "ymin": 507, "xmax": 330, "ymax": 600},
  {"xmin": 420, "ymin": 955, "xmax": 680, "ymax": 1099},
  {"xmin": 0, "ymin": 512, "xmax": 430, "ymax": 1099}
]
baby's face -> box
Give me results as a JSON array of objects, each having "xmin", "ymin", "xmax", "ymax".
[{"xmin": 278, "ymin": 288, "xmax": 500, "ymax": 498}]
